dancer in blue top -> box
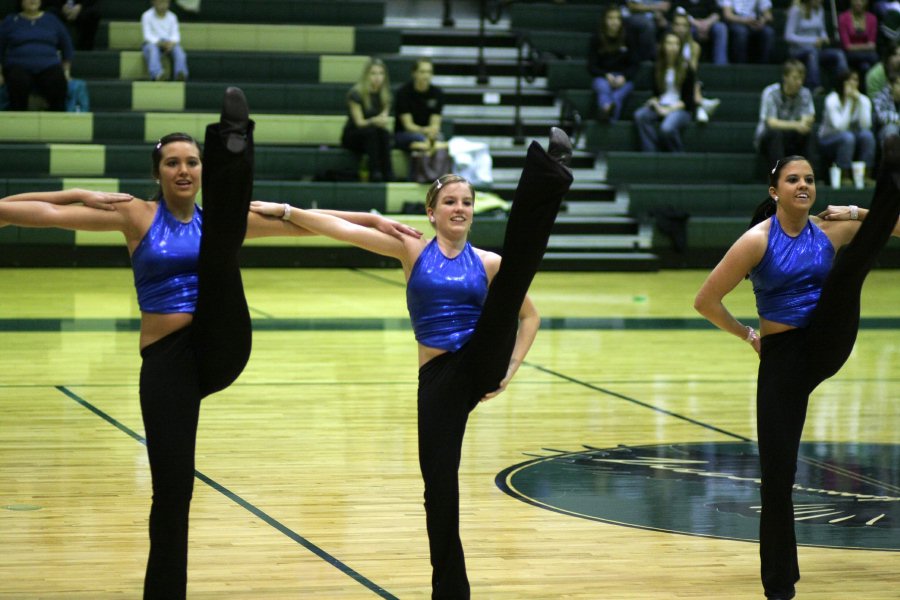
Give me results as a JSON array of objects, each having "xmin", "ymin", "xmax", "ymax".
[
  {"xmin": 694, "ymin": 145, "xmax": 900, "ymax": 599},
  {"xmin": 251, "ymin": 128, "xmax": 573, "ymax": 599},
  {"xmin": 0, "ymin": 87, "xmax": 419, "ymax": 599}
]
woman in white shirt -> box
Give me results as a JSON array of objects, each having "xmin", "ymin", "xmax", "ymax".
[
  {"xmin": 141, "ymin": 0, "xmax": 188, "ymax": 81},
  {"xmin": 634, "ymin": 32, "xmax": 696, "ymax": 151},
  {"xmin": 818, "ymin": 69, "xmax": 876, "ymax": 183}
]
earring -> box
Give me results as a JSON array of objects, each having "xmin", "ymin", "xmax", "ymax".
[
  {"xmin": 774, "ymin": 196, "xmax": 779, "ymax": 202},
  {"xmin": 429, "ymin": 217, "xmax": 435, "ymax": 223}
]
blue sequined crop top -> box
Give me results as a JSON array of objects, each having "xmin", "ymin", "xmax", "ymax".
[
  {"xmin": 406, "ymin": 239, "xmax": 489, "ymax": 352},
  {"xmin": 749, "ymin": 215, "xmax": 834, "ymax": 328},
  {"xmin": 131, "ymin": 201, "xmax": 202, "ymax": 313}
]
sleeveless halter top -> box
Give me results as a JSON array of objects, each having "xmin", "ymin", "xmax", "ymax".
[
  {"xmin": 406, "ymin": 239, "xmax": 489, "ymax": 352},
  {"xmin": 131, "ymin": 201, "xmax": 202, "ymax": 313},
  {"xmin": 750, "ymin": 215, "xmax": 834, "ymax": 328}
]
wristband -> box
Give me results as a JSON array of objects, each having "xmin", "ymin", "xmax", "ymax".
[
  {"xmin": 849, "ymin": 205, "xmax": 859, "ymax": 221},
  {"xmin": 282, "ymin": 203, "xmax": 292, "ymax": 221}
]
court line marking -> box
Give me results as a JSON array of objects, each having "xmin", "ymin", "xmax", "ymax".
[
  {"xmin": 524, "ymin": 362, "xmax": 900, "ymax": 495},
  {"xmin": 53, "ymin": 385, "xmax": 398, "ymax": 600}
]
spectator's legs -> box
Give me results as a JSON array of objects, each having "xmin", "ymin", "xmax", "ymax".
[
  {"xmin": 170, "ymin": 44, "xmax": 189, "ymax": 80},
  {"xmin": 817, "ymin": 132, "xmax": 842, "ymax": 170},
  {"xmin": 33, "ymin": 65, "xmax": 68, "ymax": 111},
  {"xmin": 710, "ymin": 21, "xmax": 729, "ymax": 65},
  {"xmin": 610, "ymin": 81, "xmax": 634, "ymax": 122},
  {"xmin": 658, "ymin": 109, "xmax": 691, "ymax": 152},
  {"xmin": 856, "ymin": 129, "xmax": 877, "ymax": 172},
  {"xmin": 634, "ymin": 105, "xmax": 660, "ymax": 151},
  {"xmin": 76, "ymin": 4, "xmax": 102, "ymax": 51},
  {"xmin": 760, "ymin": 129, "xmax": 787, "ymax": 166},
  {"xmin": 833, "ymin": 131, "xmax": 856, "ymax": 170},
  {"xmin": 592, "ymin": 76, "xmax": 614, "ymax": 113},
  {"xmin": 1, "ymin": 65, "xmax": 33, "ymax": 110},
  {"xmin": 728, "ymin": 23, "xmax": 750, "ymax": 63},
  {"xmin": 755, "ymin": 26, "xmax": 775, "ymax": 64},
  {"xmin": 143, "ymin": 43, "xmax": 164, "ymax": 80}
]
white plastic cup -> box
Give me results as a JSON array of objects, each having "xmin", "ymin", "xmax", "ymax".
[
  {"xmin": 829, "ymin": 164, "xmax": 841, "ymax": 189},
  {"xmin": 851, "ymin": 161, "xmax": 865, "ymax": 189}
]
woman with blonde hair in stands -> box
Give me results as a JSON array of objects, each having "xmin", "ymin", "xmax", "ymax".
[
  {"xmin": 341, "ymin": 57, "xmax": 395, "ymax": 182},
  {"xmin": 634, "ymin": 32, "xmax": 696, "ymax": 151}
]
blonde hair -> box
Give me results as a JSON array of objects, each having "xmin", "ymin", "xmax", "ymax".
[{"xmin": 352, "ymin": 58, "xmax": 392, "ymax": 112}]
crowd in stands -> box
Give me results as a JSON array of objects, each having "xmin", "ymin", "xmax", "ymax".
[{"xmin": 587, "ymin": 0, "xmax": 900, "ymax": 183}]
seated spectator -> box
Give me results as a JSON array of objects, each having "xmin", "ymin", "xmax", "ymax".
[
  {"xmin": 588, "ymin": 4, "xmax": 638, "ymax": 122},
  {"xmin": 44, "ymin": 0, "xmax": 100, "ymax": 51},
  {"xmin": 342, "ymin": 57, "xmax": 394, "ymax": 182},
  {"xmin": 873, "ymin": 73, "xmax": 900, "ymax": 146},
  {"xmin": 866, "ymin": 41, "xmax": 900, "ymax": 98},
  {"xmin": 141, "ymin": 0, "xmax": 188, "ymax": 81},
  {"xmin": 394, "ymin": 58, "xmax": 444, "ymax": 156},
  {"xmin": 671, "ymin": 10, "xmax": 721, "ymax": 122},
  {"xmin": 818, "ymin": 69, "xmax": 876, "ymax": 183},
  {"xmin": 671, "ymin": 0, "xmax": 728, "ymax": 65},
  {"xmin": 755, "ymin": 59, "xmax": 816, "ymax": 168},
  {"xmin": 839, "ymin": 0, "xmax": 879, "ymax": 76},
  {"xmin": 0, "ymin": 0, "xmax": 73, "ymax": 111},
  {"xmin": 624, "ymin": 0, "xmax": 671, "ymax": 61},
  {"xmin": 634, "ymin": 32, "xmax": 696, "ymax": 152},
  {"xmin": 721, "ymin": 0, "xmax": 775, "ymax": 64},
  {"xmin": 785, "ymin": 0, "xmax": 849, "ymax": 91}
]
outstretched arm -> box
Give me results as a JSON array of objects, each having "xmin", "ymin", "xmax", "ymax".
[
  {"xmin": 0, "ymin": 199, "xmax": 133, "ymax": 232},
  {"xmin": 1, "ymin": 189, "xmax": 132, "ymax": 209},
  {"xmin": 246, "ymin": 203, "xmax": 422, "ymax": 240},
  {"xmin": 248, "ymin": 201, "xmax": 419, "ymax": 262},
  {"xmin": 694, "ymin": 229, "xmax": 767, "ymax": 355},
  {"xmin": 481, "ymin": 294, "xmax": 540, "ymax": 401},
  {"xmin": 818, "ymin": 204, "xmax": 900, "ymax": 238}
]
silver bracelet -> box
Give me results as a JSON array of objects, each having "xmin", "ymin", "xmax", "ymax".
[
  {"xmin": 849, "ymin": 205, "xmax": 859, "ymax": 221},
  {"xmin": 282, "ymin": 203, "xmax": 292, "ymax": 221},
  {"xmin": 744, "ymin": 325, "xmax": 759, "ymax": 344}
]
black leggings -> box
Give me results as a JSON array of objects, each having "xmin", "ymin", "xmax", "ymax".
[
  {"xmin": 756, "ymin": 166, "xmax": 900, "ymax": 599},
  {"xmin": 417, "ymin": 141, "xmax": 572, "ymax": 599},
  {"xmin": 139, "ymin": 119, "xmax": 254, "ymax": 600}
]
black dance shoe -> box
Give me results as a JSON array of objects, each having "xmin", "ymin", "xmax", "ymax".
[
  {"xmin": 548, "ymin": 127, "xmax": 572, "ymax": 168},
  {"xmin": 220, "ymin": 86, "xmax": 250, "ymax": 153}
]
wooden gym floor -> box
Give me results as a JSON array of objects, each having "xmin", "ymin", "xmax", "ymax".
[{"xmin": 1, "ymin": 268, "xmax": 898, "ymax": 599}]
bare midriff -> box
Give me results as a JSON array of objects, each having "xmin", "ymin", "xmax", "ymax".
[
  {"xmin": 139, "ymin": 312, "xmax": 193, "ymax": 350},
  {"xmin": 418, "ymin": 343, "xmax": 448, "ymax": 367},
  {"xmin": 759, "ymin": 316, "xmax": 798, "ymax": 338}
]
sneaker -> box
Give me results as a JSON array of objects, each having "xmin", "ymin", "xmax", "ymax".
[
  {"xmin": 701, "ymin": 97, "xmax": 720, "ymax": 115},
  {"xmin": 696, "ymin": 107, "xmax": 709, "ymax": 123}
]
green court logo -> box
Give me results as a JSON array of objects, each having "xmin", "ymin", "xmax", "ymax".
[{"xmin": 496, "ymin": 442, "xmax": 898, "ymax": 550}]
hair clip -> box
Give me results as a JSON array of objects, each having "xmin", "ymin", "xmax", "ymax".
[
  {"xmin": 155, "ymin": 141, "xmax": 163, "ymax": 150},
  {"xmin": 434, "ymin": 179, "xmax": 443, "ymax": 189},
  {"xmin": 771, "ymin": 159, "xmax": 779, "ymax": 175}
]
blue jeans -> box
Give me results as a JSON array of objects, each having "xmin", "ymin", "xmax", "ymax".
[
  {"xmin": 143, "ymin": 42, "xmax": 189, "ymax": 80},
  {"xmin": 789, "ymin": 46, "xmax": 848, "ymax": 89},
  {"xmin": 695, "ymin": 21, "xmax": 729, "ymax": 65},
  {"xmin": 592, "ymin": 76, "xmax": 634, "ymax": 122},
  {"xmin": 727, "ymin": 23, "xmax": 775, "ymax": 63},
  {"xmin": 818, "ymin": 129, "xmax": 876, "ymax": 171},
  {"xmin": 634, "ymin": 105, "xmax": 691, "ymax": 152}
]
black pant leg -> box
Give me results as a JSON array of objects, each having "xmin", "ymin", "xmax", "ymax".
[
  {"xmin": 756, "ymin": 331, "xmax": 808, "ymax": 599},
  {"xmin": 2, "ymin": 65, "xmax": 33, "ymax": 110},
  {"xmin": 417, "ymin": 352, "xmax": 473, "ymax": 600},
  {"xmin": 33, "ymin": 64, "xmax": 68, "ymax": 111},
  {"xmin": 464, "ymin": 141, "xmax": 572, "ymax": 397},
  {"xmin": 139, "ymin": 329, "xmax": 201, "ymax": 600},
  {"xmin": 191, "ymin": 119, "xmax": 255, "ymax": 398}
]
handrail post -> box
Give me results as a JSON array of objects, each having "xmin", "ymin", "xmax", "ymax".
[
  {"xmin": 513, "ymin": 33, "xmax": 525, "ymax": 145},
  {"xmin": 476, "ymin": 0, "xmax": 489, "ymax": 85}
]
